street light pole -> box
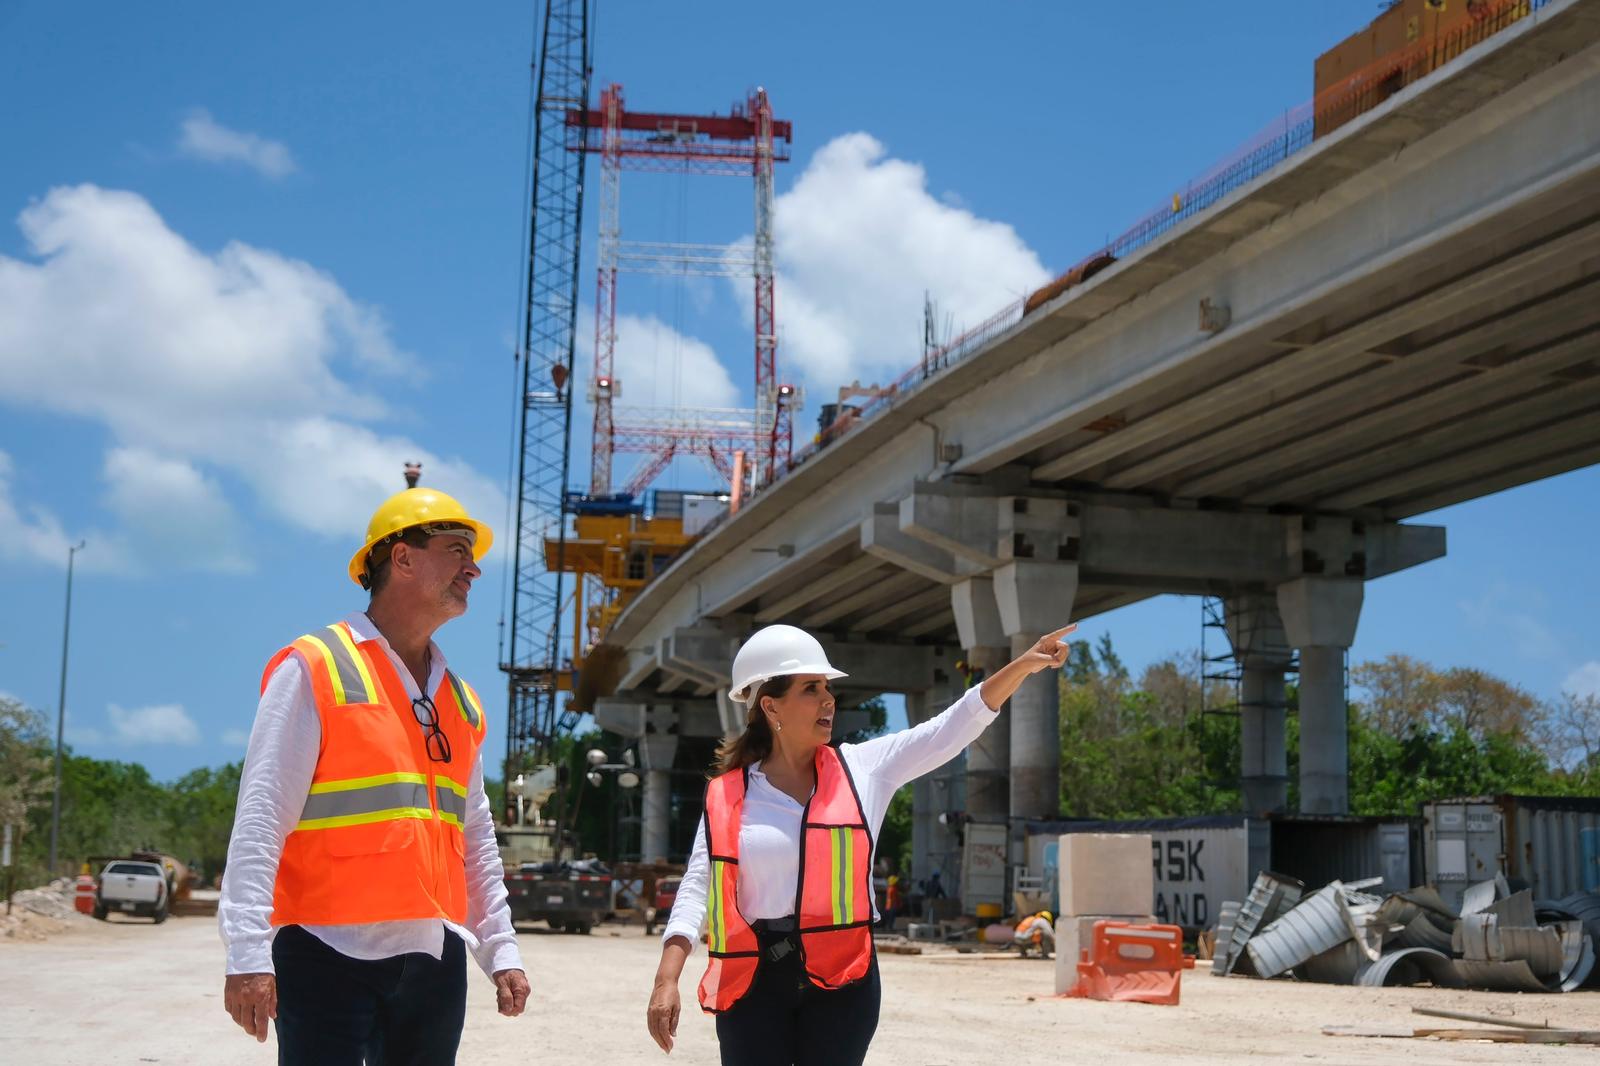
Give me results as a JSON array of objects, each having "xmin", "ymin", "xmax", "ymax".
[{"xmin": 48, "ymin": 540, "xmax": 85, "ymax": 876}]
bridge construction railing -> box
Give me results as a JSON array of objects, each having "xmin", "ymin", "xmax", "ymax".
[{"xmin": 732, "ymin": 0, "xmax": 1553, "ymax": 518}]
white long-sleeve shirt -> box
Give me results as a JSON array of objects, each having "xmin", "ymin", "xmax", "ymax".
[
  {"xmin": 663, "ymin": 685, "xmax": 999, "ymax": 951},
  {"xmin": 219, "ymin": 611, "xmax": 523, "ymax": 981}
]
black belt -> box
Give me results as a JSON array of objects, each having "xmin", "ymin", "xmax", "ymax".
[{"xmin": 752, "ymin": 917, "xmax": 799, "ymax": 962}]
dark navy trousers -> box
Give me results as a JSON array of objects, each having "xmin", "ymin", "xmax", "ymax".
[
  {"xmin": 271, "ymin": 923, "xmax": 467, "ymax": 1066},
  {"xmin": 714, "ymin": 931, "xmax": 881, "ymax": 1066}
]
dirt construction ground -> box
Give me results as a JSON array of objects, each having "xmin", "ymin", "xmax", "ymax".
[{"xmin": 4, "ymin": 912, "xmax": 1600, "ymax": 1065}]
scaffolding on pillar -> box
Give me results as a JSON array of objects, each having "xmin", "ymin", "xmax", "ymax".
[
  {"xmin": 1200, "ymin": 595, "xmax": 1241, "ymax": 719},
  {"xmin": 1199, "ymin": 594, "xmax": 1301, "ymax": 795},
  {"xmin": 568, "ymin": 85, "xmax": 799, "ymax": 495}
]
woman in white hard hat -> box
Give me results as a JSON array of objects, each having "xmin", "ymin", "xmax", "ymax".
[{"xmin": 646, "ymin": 621, "xmax": 1076, "ymax": 1064}]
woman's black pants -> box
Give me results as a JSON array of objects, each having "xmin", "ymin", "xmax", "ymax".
[
  {"xmin": 714, "ymin": 928, "xmax": 881, "ymax": 1066},
  {"xmin": 270, "ymin": 923, "xmax": 467, "ymax": 1066}
]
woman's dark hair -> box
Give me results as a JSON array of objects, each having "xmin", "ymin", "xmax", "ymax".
[{"xmin": 712, "ymin": 675, "xmax": 794, "ymax": 774}]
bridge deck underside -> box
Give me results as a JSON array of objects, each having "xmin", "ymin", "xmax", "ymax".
[
  {"xmin": 680, "ymin": 179, "xmax": 1600, "ymax": 652},
  {"xmin": 1019, "ymin": 185, "xmax": 1600, "ymax": 521},
  {"xmin": 600, "ymin": 5, "xmax": 1600, "ymax": 674}
]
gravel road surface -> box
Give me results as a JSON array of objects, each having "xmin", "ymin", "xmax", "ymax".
[{"xmin": 3, "ymin": 913, "xmax": 1595, "ymax": 1064}]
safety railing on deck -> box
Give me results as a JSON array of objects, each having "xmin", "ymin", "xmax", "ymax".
[{"xmin": 727, "ymin": 0, "xmax": 1553, "ymax": 516}]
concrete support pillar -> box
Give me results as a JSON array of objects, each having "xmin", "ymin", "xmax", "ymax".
[
  {"xmin": 1239, "ymin": 666, "xmax": 1288, "ymax": 814},
  {"xmin": 1007, "ymin": 632, "xmax": 1060, "ymax": 822},
  {"xmin": 1296, "ymin": 646, "xmax": 1348, "ymax": 815},
  {"xmin": 1225, "ymin": 594, "xmax": 1292, "ymax": 816},
  {"xmin": 638, "ymin": 735, "xmax": 678, "ymax": 862},
  {"xmin": 994, "ymin": 560, "xmax": 1078, "ymax": 823},
  {"xmin": 1276, "ymin": 577, "xmax": 1363, "ymax": 815},
  {"xmin": 954, "ymin": 576, "xmax": 1011, "ymax": 823},
  {"xmin": 963, "ymin": 646, "xmax": 1011, "ymax": 820},
  {"xmin": 907, "ymin": 685, "xmax": 963, "ymax": 889}
]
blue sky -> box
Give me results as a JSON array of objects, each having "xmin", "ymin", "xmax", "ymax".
[{"xmin": 1, "ymin": 1, "xmax": 1595, "ymax": 780}]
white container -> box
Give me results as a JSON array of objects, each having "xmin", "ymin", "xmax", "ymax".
[
  {"xmin": 960, "ymin": 822, "xmax": 1009, "ymax": 914},
  {"xmin": 1423, "ymin": 795, "xmax": 1600, "ymax": 914}
]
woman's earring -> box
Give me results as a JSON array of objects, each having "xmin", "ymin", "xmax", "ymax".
[{"xmin": 775, "ymin": 721, "xmax": 783, "ymax": 732}]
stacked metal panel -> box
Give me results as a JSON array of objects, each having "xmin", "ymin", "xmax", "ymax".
[{"xmin": 1210, "ymin": 873, "xmax": 1600, "ymax": 993}]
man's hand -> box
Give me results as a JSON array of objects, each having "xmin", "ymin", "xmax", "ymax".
[
  {"xmin": 494, "ymin": 968, "xmax": 530, "ymax": 1017},
  {"xmin": 223, "ymin": 973, "xmax": 277, "ymax": 1042}
]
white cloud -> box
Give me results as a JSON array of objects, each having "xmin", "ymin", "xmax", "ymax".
[
  {"xmin": 178, "ymin": 109, "xmax": 297, "ymax": 179},
  {"xmin": 1458, "ymin": 581, "xmax": 1561, "ymax": 661},
  {"xmin": 0, "ymin": 450, "xmax": 76, "ymax": 567},
  {"xmin": 599, "ymin": 313, "xmax": 741, "ymax": 410},
  {"xmin": 102, "ymin": 448, "xmax": 250, "ymax": 574},
  {"xmin": 757, "ymin": 133, "xmax": 1050, "ymax": 398},
  {"xmin": 64, "ymin": 715, "xmax": 106, "ymax": 747},
  {"xmin": 221, "ymin": 727, "xmax": 252, "ymax": 748},
  {"xmin": 0, "ymin": 186, "xmax": 504, "ymax": 572},
  {"xmin": 1565, "ymin": 662, "xmax": 1600, "ymax": 701},
  {"xmin": 107, "ymin": 703, "xmax": 201, "ymax": 746}
]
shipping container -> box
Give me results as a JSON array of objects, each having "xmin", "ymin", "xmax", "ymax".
[
  {"xmin": 960, "ymin": 821, "xmax": 1009, "ymax": 914},
  {"xmin": 682, "ymin": 494, "xmax": 730, "ymax": 536},
  {"xmin": 1422, "ymin": 794, "xmax": 1600, "ymax": 913},
  {"xmin": 1025, "ymin": 813, "xmax": 1417, "ymax": 932}
]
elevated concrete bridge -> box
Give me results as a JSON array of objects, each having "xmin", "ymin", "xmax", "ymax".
[{"xmin": 588, "ymin": 0, "xmax": 1600, "ymax": 875}]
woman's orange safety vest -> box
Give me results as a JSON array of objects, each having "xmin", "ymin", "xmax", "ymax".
[
  {"xmin": 697, "ymin": 745, "xmax": 875, "ymax": 1013},
  {"xmin": 260, "ymin": 621, "xmax": 487, "ymax": 927}
]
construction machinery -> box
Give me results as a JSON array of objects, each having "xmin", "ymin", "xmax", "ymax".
[{"xmin": 499, "ymin": 0, "xmax": 796, "ymax": 868}]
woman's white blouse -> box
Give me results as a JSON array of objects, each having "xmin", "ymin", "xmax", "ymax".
[{"xmin": 661, "ymin": 685, "xmax": 999, "ymax": 952}]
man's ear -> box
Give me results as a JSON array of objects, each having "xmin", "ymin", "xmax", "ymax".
[{"xmin": 389, "ymin": 541, "xmax": 414, "ymax": 581}]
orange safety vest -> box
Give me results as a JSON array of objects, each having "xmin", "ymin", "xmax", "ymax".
[
  {"xmin": 697, "ymin": 745, "xmax": 875, "ymax": 1013},
  {"xmin": 260, "ymin": 621, "xmax": 487, "ymax": 927}
]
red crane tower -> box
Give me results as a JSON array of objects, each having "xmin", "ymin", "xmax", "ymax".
[{"xmin": 567, "ymin": 85, "xmax": 798, "ymax": 496}]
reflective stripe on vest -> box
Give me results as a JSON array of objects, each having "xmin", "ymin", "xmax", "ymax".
[
  {"xmin": 298, "ymin": 624, "xmax": 380, "ymax": 705},
  {"xmin": 697, "ymin": 747, "xmax": 874, "ymax": 1014},
  {"xmin": 434, "ymin": 778, "xmax": 469, "ymax": 829},
  {"xmin": 828, "ymin": 827, "xmax": 858, "ymax": 927},
  {"xmin": 297, "ymin": 772, "xmax": 432, "ymax": 830},
  {"xmin": 444, "ymin": 670, "xmax": 483, "ymax": 731}
]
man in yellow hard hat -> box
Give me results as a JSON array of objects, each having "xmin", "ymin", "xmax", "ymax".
[
  {"xmin": 219, "ymin": 483, "xmax": 530, "ymax": 1064},
  {"xmin": 1011, "ymin": 909, "xmax": 1056, "ymax": 959}
]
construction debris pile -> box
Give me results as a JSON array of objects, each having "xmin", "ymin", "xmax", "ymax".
[
  {"xmin": 1213, "ymin": 872, "xmax": 1600, "ymax": 993},
  {"xmin": 3, "ymin": 879, "xmax": 92, "ymax": 941}
]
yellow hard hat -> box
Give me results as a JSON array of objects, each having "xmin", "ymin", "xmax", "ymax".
[
  {"xmin": 348, "ymin": 487, "xmax": 493, "ymax": 587},
  {"xmin": 1039, "ymin": 910, "xmax": 1053, "ymax": 924}
]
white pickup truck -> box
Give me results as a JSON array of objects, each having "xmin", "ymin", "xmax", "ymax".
[{"xmin": 95, "ymin": 860, "xmax": 170, "ymax": 922}]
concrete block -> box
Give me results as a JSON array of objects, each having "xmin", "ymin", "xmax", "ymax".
[
  {"xmin": 1053, "ymin": 914, "xmax": 1155, "ymax": 995},
  {"xmin": 994, "ymin": 559, "xmax": 1078, "ymax": 637},
  {"xmin": 952, "ymin": 577, "xmax": 1006, "ymax": 650},
  {"xmin": 1058, "ymin": 833, "xmax": 1154, "ymax": 917},
  {"xmin": 1276, "ymin": 577, "xmax": 1363, "ymax": 649}
]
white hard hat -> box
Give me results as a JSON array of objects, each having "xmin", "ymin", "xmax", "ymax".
[{"xmin": 728, "ymin": 624, "xmax": 848, "ymax": 703}]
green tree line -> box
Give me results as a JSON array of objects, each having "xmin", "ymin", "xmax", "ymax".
[
  {"xmin": 0, "ymin": 695, "xmax": 242, "ymax": 887},
  {"xmin": 1054, "ymin": 641, "xmax": 1598, "ymax": 819}
]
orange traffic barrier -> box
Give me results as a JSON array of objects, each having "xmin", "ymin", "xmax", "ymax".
[
  {"xmin": 1065, "ymin": 921, "xmax": 1195, "ymax": 1006},
  {"xmin": 73, "ymin": 875, "xmax": 97, "ymax": 915}
]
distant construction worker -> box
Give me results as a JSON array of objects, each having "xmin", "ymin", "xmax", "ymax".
[
  {"xmin": 881, "ymin": 875, "xmax": 903, "ymax": 931},
  {"xmin": 1011, "ymin": 910, "xmax": 1056, "ymax": 959},
  {"xmin": 219, "ymin": 483, "xmax": 530, "ymax": 1064},
  {"xmin": 646, "ymin": 621, "xmax": 1076, "ymax": 1064}
]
